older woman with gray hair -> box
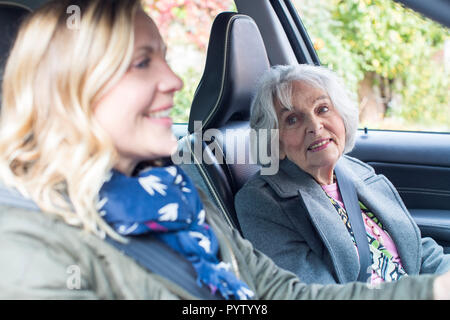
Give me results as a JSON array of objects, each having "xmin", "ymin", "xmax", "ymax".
[{"xmin": 235, "ymin": 64, "xmax": 450, "ymax": 285}]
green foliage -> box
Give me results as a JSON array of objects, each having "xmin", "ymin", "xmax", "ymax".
[
  {"xmin": 294, "ymin": 0, "xmax": 364, "ymax": 93},
  {"xmin": 144, "ymin": 0, "xmax": 236, "ymax": 123},
  {"xmin": 172, "ymin": 67, "xmax": 200, "ymax": 123},
  {"xmin": 295, "ymin": 0, "xmax": 450, "ymax": 130},
  {"xmin": 147, "ymin": 0, "xmax": 449, "ymax": 129}
]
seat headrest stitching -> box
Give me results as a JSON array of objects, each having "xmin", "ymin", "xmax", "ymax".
[
  {"xmin": 0, "ymin": 1, "xmax": 32, "ymax": 12},
  {"xmin": 201, "ymin": 14, "xmax": 254, "ymax": 131},
  {"xmin": 201, "ymin": 14, "xmax": 236, "ymax": 130}
]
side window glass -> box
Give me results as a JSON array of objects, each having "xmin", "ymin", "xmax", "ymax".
[
  {"xmin": 144, "ymin": 1, "xmax": 237, "ymax": 123},
  {"xmin": 294, "ymin": 0, "xmax": 449, "ymax": 132}
]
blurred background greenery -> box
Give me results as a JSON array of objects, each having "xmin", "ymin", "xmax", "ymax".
[{"xmin": 144, "ymin": 0, "xmax": 450, "ymax": 132}]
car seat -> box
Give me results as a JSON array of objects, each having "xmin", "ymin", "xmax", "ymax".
[{"xmin": 178, "ymin": 12, "xmax": 270, "ymax": 233}]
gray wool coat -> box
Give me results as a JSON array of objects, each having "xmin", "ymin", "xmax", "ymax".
[{"xmin": 235, "ymin": 155, "xmax": 450, "ymax": 285}]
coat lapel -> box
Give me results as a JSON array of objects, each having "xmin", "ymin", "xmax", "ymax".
[
  {"xmin": 353, "ymin": 176, "xmax": 421, "ymax": 275},
  {"xmin": 265, "ymin": 159, "xmax": 362, "ymax": 283}
]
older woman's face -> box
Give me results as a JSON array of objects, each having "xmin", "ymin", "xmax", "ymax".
[
  {"xmin": 94, "ymin": 11, "xmax": 183, "ymax": 175},
  {"xmin": 276, "ymin": 81, "xmax": 346, "ymax": 181}
]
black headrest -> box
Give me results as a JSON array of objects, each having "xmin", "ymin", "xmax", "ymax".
[
  {"xmin": 188, "ymin": 12, "xmax": 270, "ymax": 133},
  {"xmin": 0, "ymin": 2, "xmax": 31, "ymax": 76}
]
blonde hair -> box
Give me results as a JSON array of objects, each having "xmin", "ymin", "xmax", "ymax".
[{"xmin": 0, "ymin": 0, "xmax": 143, "ymax": 240}]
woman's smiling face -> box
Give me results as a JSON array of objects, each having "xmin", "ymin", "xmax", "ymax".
[
  {"xmin": 276, "ymin": 80, "xmax": 346, "ymax": 184},
  {"xmin": 94, "ymin": 11, "xmax": 183, "ymax": 175}
]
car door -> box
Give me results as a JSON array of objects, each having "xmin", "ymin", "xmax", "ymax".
[{"xmin": 349, "ymin": 130, "xmax": 450, "ymax": 252}]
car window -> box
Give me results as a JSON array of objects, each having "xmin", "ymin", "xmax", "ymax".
[
  {"xmin": 293, "ymin": 0, "xmax": 450, "ymax": 133},
  {"xmin": 143, "ymin": 0, "xmax": 237, "ymax": 124}
]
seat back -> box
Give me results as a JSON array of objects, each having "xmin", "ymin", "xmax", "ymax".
[{"xmin": 185, "ymin": 12, "xmax": 270, "ymax": 232}]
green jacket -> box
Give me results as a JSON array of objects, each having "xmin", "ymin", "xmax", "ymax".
[{"xmin": 0, "ymin": 189, "xmax": 436, "ymax": 299}]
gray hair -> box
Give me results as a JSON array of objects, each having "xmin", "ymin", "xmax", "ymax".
[{"xmin": 250, "ymin": 64, "xmax": 359, "ymax": 162}]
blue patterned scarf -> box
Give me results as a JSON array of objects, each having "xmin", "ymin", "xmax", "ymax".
[{"xmin": 99, "ymin": 165, "xmax": 254, "ymax": 300}]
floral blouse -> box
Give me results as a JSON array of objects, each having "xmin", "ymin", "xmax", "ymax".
[{"xmin": 322, "ymin": 183, "xmax": 407, "ymax": 284}]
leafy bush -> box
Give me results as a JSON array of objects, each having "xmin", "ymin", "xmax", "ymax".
[
  {"xmin": 144, "ymin": 0, "xmax": 236, "ymax": 123},
  {"xmin": 145, "ymin": 0, "xmax": 449, "ymax": 130},
  {"xmin": 295, "ymin": 0, "xmax": 450, "ymax": 130}
]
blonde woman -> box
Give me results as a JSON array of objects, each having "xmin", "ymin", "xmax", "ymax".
[{"xmin": 0, "ymin": 0, "xmax": 448, "ymax": 300}]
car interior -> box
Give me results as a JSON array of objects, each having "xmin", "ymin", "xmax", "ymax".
[
  {"xmin": 178, "ymin": 11, "xmax": 271, "ymax": 231},
  {"xmin": 1, "ymin": 0, "xmax": 450, "ymax": 259}
]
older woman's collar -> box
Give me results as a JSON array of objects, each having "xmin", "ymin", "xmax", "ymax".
[
  {"xmin": 259, "ymin": 156, "xmax": 375, "ymax": 199},
  {"xmin": 259, "ymin": 158, "xmax": 317, "ymax": 198}
]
